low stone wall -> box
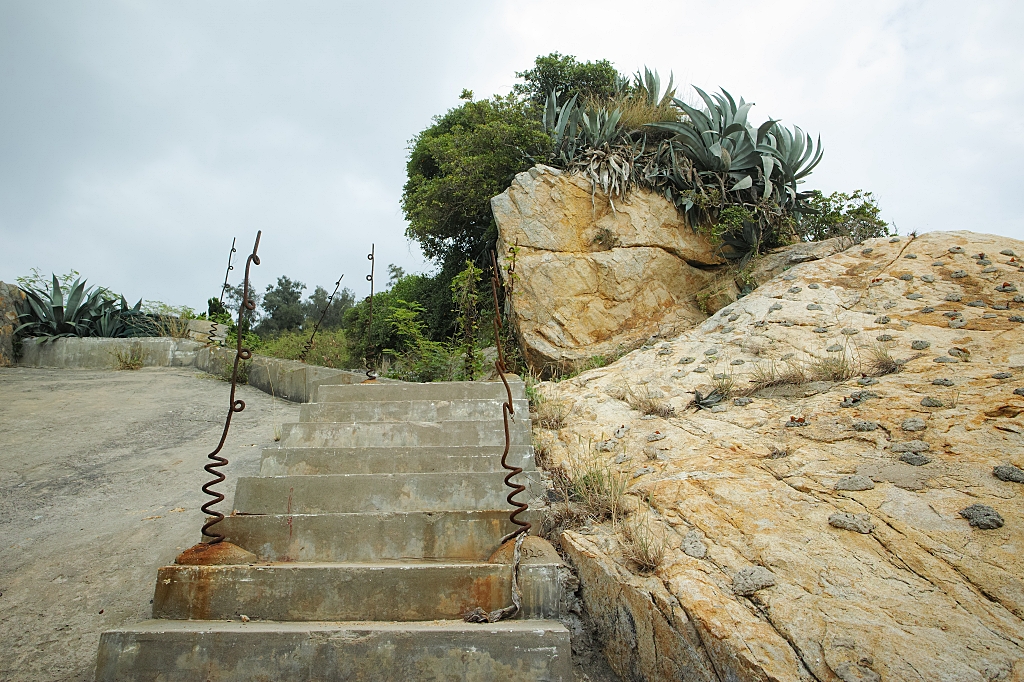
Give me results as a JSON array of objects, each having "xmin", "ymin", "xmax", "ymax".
[{"xmin": 18, "ymin": 337, "xmax": 204, "ymax": 370}]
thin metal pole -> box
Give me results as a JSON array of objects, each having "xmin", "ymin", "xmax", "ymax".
[
  {"xmin": 218, "ymin": 237, "xmax": 237, "ymax": 304},
  {"xmin": 365, "ymin": 244, "xmax": 375, "ymax": 379}
]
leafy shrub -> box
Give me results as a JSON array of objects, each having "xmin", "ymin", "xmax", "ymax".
[
  {"xmin": 259, "ymin": 328, "xmax": 351, "ymax": 369},
  {"xmin": 794, "ymin": 190, "xmax": 893, "ymax": 244}
]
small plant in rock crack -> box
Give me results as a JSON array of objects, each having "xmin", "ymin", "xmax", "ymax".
[
  {"xmin": 620, "ymin": 507, "xmax": 667, "ymax": 573},
  {"xmin": 624, "ymin": 383, "xmax": 675, "ymax": 417}
]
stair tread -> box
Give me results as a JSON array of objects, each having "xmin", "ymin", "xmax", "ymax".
[{"xmin": 106, "ymin": 618, "xmax": 567, "ymax": 633}]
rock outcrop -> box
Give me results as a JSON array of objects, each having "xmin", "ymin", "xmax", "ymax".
[
  {"xmin": 492, "ymin": 165, "xmax": 727, "ymax": 375},
  {"xmin": 0, "ymin": 282, "xmax": 25, "ymax": 367},
  {"xmin": 534, "ymin": 231, "xmax": 1024, "ymax": 681}
]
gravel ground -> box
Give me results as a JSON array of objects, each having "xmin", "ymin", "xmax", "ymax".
[{"xmin": 0, "ymin": 367, "xmax": 299, "ymax": 682}]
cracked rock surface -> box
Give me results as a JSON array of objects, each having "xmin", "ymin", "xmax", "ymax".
[{"xmin": 534, "ymin": 231, "xmax": 1024, "ymax": 681}]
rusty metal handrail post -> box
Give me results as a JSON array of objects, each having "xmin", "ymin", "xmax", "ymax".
[
  {"xmin": 490, "ymin": 249, "xmax": 530, "ymax": 543},
  {"xmin": 364, "ymin": 244, "xmax": 376, "ymax": 380},
  {"xmin": 199, "ymin": 231, "xmax": 261, "ymax": 544}
]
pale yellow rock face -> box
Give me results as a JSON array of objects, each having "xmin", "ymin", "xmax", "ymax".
[
  {"xmin": 536, "ymin": 231, "xmax": 1024, "ymax": 682},
  {"xmin": 492, "ymin": 165, "xmax": 726, "ymax": 375}
]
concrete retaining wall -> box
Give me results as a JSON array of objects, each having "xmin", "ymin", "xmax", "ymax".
[
  {"xmin": 17, "ymin": 338, "xmax": 400, "ymax": 402},
  {"xmin": 195, "ymin": 347, "xmax": 398, "ymax": 403},
  {"xmin": 18, "ymin": 337, "xmax": 205, "ymax": 370}
]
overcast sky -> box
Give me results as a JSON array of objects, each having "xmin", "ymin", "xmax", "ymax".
[{"xmin": 2, "ymin": 0, "xmax": 1022, "ymax": 311}]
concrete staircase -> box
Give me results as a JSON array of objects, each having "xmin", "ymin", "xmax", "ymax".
[{"xmin": 95, "ymin": 380, "xmax": 572, "ymax": 681}]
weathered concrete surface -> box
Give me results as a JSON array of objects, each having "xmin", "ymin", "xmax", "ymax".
[
  {"xmin": 0, "ymin": 367, "xmax": 299, "ymax": 682},
  {"xmin": 260, "ymin": 445, "xmax": 536, "ymax": 475},
  {"xmin": 301, "ymin": 397, "xmax": 531, "ymax": 422},
  {"xmin": 233, "ymin": 471, "xmax": 542, "ymax": 514},
  {"xmin": 19, "ymin": 336, "xmax": 204, "ymax": 369},
  {"xmin": 152, "ymin": 562, "xmax": 565, "ymax": 621},
  {"xmin": 492, "ymin": 165, "xmax": 726, "ymax": 374},
  {"xmin": 95, "ymin": 619, "xmax": 572, "ymax": 682},
  {"xmin": 217, "ymin": 510, "xmax": 525, "ymax": 562},
  {"xmin": 535, "ymin": 231, "xmax": 1024, "ymax": 681},
  {"xmin": 0, "ymin": 282, "xmax": 25, "ymax": 367},
  {"xmin": 279, "ymin": 419, "xmax": 533, "ymax": 448}
]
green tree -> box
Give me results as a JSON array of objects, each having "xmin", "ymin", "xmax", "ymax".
[
  {"xmin": 402, "ymin": 95, "xmax": 551, "ymax": 266},
  {"xmin": 258, "ymin": 276, "xmax": 306, "ymax": 334},
  {"xmin": 450, "ymin": 259, "xmax": 483, "ymax": 380},
  {"xmin": 301, "ymin": 285, "xmax": 354, "ymax": 330},
  {"xmin": 795, "ymin": 190, "xmax": 893, "ymax": 243},
  {"xmin": 513, "ymin": 52, "xmax": 621, "ymax": 105}
]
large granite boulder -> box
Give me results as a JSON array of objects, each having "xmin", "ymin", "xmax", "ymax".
[
  {"xmin": 492, "ymin": 165, "xmax": 727, "ymax": 375},
  {"xmin": 0, "ymin": 282, "xmax": 25, "ymax": 367},
  {"xmin": 535, "ymin": 230, "xmax": 1024, "ymax": 681}
]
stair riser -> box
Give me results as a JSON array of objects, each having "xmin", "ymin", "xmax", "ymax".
[
  {"xmin": 233, "ymin": 472, "xmax": 544, "ymax": 514},
  {"xmin": 153, "ymin": 563, "xmax": 563, "ymax": 622},
  {"xmin": 279, "ymin": 421, "xmax": 531, "ymax": 449},
  {"xmin": 315, "ymin": 381, "xmax": 527, "ymax": 403},
  {"xmin": 96, "ymin": 621, "xmax": 572, "ymax": 682},
  {"xmin": 217, "ymin": 511, "xmax": 540, "ymax": 562},
  {"xmin": 300, "ymin": 399, "xmax": 530, "ymax": 424},
  {"xmin": 260, "ymin": 446, "xmax": 536, "ymax": 476}
]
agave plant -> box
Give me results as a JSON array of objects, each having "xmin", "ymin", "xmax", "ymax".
[
  {"xmin": 15, "ymin": 276, "xmax": 151, "ymax": 339},
  {"xmin": 16, "ymin": 276, "xmax": 114, "ymax": 339}
]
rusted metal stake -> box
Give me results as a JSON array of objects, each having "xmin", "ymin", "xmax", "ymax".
[
  {"xmin": 364, "ymin": 244, "xmax": 376, "ymax": 380},
  {"xmin": 298, "ymin": 274, "xmax": 344, "ymax": 362},
  {"xmin": 200, "ymin": 231, "xmax": 261, "ymax": 544},
  {"xmin": 490, "ymin": 249, "xmax": 530, "ymax": 543},
  {"xmin": 218, "ymin": 237, "xmax": 237, "ymax": 305}
]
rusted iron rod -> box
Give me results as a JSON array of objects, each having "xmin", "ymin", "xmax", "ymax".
[
  {"xmin": 490, "ymin": 249, "xmax": 530, "ymax": 543},
  {"xmin": 200, "ymin": 231, "xmax": 261, "ymax": 544}
]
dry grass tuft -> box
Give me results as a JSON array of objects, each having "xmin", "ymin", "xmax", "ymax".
[
  {"xmin": 157, "ymin": 315, "xmax": 193, "ymax": 339},
  {"xmin": 621, "ymin": 510, "xmax": 667, "ymax": 572},
  {"xmin": 865, "ymin": 343, "xmax": 902, "ymax": 377},
  {"xmin": 534, "ymin": 398, "xmax": 573, "ymax": 430},
  {"xmin": 553, "ymin": 441, "xmax": 630, "ymax": 524},
  {"xmin": 624, "ymin": 383, "xmax": 675, "ymax": 418},
  {"xmin": 113, "ymin": 342, "xmax": 146, "ymax": 370},
  {"xmin": 808, "ymin": 352, "xmax": 856, "ymax": 382},
  {"xmin": 746, "ymin": 358, "xmax": 808, "ymax": 393}
]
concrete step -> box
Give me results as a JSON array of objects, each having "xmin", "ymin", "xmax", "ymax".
[
  {"xmin": 96, "ymin": 619, "xmax": 572, "ymax": 682},
  {"xmin": 279, "ymin": 420, "xmax": 531, "ymax": 449},
  {"xmin": 260, "ymin": 445, "xmax": 536, "ymax": 476},
  {"xmin": 300, "ymin": 398, "xmax": 530, "ymax": 424},
  {"xmin": 153, "ymin": 561, "xmax": 564, "ymax": 622},
  {"xmin": 217, "ymin": 510, "xmax": 538, "ymax": 562},
  {"xmin": 315, "ymin": 380, "xmax": 527, "ymax": 403},
  {"xmin": 233, "ymin": 472, "xmax": 542, "ymax": 514}
]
